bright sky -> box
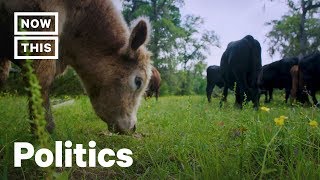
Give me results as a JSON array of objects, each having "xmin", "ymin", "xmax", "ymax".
[{"xmin": 113, "ymin": 0, "xmax": 290, "ymax": 65}]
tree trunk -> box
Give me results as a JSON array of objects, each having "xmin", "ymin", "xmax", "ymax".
[
  {"xmin": 299, "ymin": 0, "xmax": 307, "ymax": 58},
  {"xmin": 150, "ymin": 0, "xmax": 161, "ymax": 66}
]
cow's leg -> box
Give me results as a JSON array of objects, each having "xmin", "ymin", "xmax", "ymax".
[
  {"xmin": 206, "ymin": 83, "xmax": 214, "ymax": 103},
  {"xmin": 302, "ymin": 88, "xmax": 312, "ymax": 106},
  {"xmin": 263, "ymin": 90, "xmax": 268, "ymax": 103},
  {"xmin": 27, "ymin": 60, "xmax": 56, "ymax": 133},
  {"xmin": 234, "ymin": 83, "xmax": 243, "ymax": 109},
  {"xmin": 290, "ymin": 87, "xmax": 297, "ymax": 105},
  {"xmin": 310, "ymin": 90, "xmax": 319, "ymax": 107},
  {"xmin": 0, "ymin": 59, "xmax": 10, "ymax": 89},
  {"xmin": 290, "ymin": 66, "xmax": 298, "ymax": 104},
  {"xmin": 257, "ymin": 89, "xmax": 262, "ymax": 103},
  {"xmin": 220, "ymin": 84, "xmax": 228, "ymax": 108},
  {"xmin": 298, "ymin": 89, "xmax": 310, "ymax": 105},
  {"xmin": 285, "ymin": 88, "xmax": 290, "ymax": 103},
  {"xmin": 268, "ymin": 88, "xmax": 273, "ymax": 102},
  {"xmin": 291, "ymin": 76, "xmax": 298, "ymax": 104},
  {"xmin": 234, "ymin": 78, "xmax": 245, "ymax": 109},
  {"xmin": 255, "ymin": 88, "xmax": 260, "ymax": 109},
  {"xmin": 236, "ymin": 73, "xmax": 249, "ymax": 109},
  {"xmin": 222, "ymin": 85, "xmax": 228, "ymax": 101},
  {"xmin": 249, "ymin": 86, "xmax": 260, "ymax": 110}
]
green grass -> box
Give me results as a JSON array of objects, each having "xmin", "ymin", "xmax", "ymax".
[{"xmin": 0, "ymin": 93, "xmax": 320, "ymax": 179}]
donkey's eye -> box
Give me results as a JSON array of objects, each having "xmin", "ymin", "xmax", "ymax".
[{"xmin": 135, "ymin": 76, "xmax": 142, "ymax": 90}]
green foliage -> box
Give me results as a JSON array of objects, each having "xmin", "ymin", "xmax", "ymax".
[
  {"xmin": 122, "ymin": 0, "xmax": 219, "ymax": 96},
  {"xmin": 123, "ymin": 0, "xmax": 186, "ymax": 67},
  {"xmin": 266, "ymin": 0, "xmax": 320, "ymax": 57},
  {"xmin": 158, "ymin": 62, "xmax": 207, "ymax": 96},
  {"xmin": 1, "ymin": 94, "xmax": 320, "ymax": 179},
  {"xmin": 24, "ymin": 60, "xmax": 46, "ymax": 141},
  {"xmin": 177, "ymin": 15, "xmax": 220, "ymax": 70},
  {"xmin": 23, "ymin": 59, "xmax": 54, "ymax": 179},
  {"xmin": 266, "ymin": 13, "xmax": 320, "ymax": 57},
  {"xmin": 267, "ymin": 14, "xmax": 300, "ymax": 56},
  {"xmin": 13, "ymin": 23, "xmax": 54, "ymax": 179},
  {"xmin": 1, "ymin": 64, "xmax": 25, "ymax": 94},
  {"xmin": 4, "ymin": 67, "xmax": 85, "ymax": 97},
  {"xmin": 51, "ymin": 68, "xmax": 85, "ymax": 97}
]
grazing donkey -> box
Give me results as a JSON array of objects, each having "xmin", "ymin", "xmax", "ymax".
[{"xmin": 0, "ymin": 0, "xmax": 153, "ymax": 134}]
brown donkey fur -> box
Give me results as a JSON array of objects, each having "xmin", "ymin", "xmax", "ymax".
[
  {"xmin": 290, "ymin": 65, "xmax": 299, "ymax": 104},
  {"xmin": 145, "ymin": 66, "xmax": 161, "ymax": 100},
  {"xmin": 0, "ymin": 59, "xmax": 10, "ymax": 88},
  {"xmin": 290, "ymin": 65, "xmax": 309, "ymax": 105},
  {"xmin": 0, "ymin": 0, "xmax": 152, "ymax": 134}
]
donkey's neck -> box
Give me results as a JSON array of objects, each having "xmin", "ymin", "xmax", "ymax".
[
  {"xmin": 60, "ymin": 0, "xmax": 129, "ymax": 59},
  {"xmin": 53, "ymin": 0, "xmax": 131, "ymax": 93}
]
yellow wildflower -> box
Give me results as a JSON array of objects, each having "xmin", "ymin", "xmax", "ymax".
[
  {"xmin": 260, "ymin": 106, "xmax": 270, "ymax": 112},
  {"xmin": 309, "ymin": 120, "xmax": 318, "ymax": 128},
  {"xmin": 274, "ymin": 117, "xmax": 285, "ymax": 126},
  {"xmin": 279, "ymin": 116, "xmax": 288, "ymax": 120}
]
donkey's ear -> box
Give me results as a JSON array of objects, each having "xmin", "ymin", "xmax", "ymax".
[{"xmin": 129, "ymin": 18, "xmax": 150, "ymax": 51}]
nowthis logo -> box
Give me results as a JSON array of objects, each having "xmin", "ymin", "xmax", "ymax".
[{"xmin": 14, "ymin": 12, "xmax": 59, "ymax": 60}]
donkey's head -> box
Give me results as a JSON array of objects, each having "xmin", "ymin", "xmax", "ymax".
[{"xmin": 82, "ymin": 18, "xmax": 152, "ymax": 134}]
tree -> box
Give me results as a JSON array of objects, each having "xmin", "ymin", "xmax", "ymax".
[
  {"xmin": 296, "ymin": 0, "xmax": 320, "ymax": 56},
  {"xmin": 176, "ymin": 15, "xmax": 219, "ymax": 94},
  {"xmin": 177, "ymin": 15, "xmax": 219, "ymax": 71},
  {"xmin": 122, "ymin": 0, "xmax": 185, "ymax": 68},
  {"xmin": 121, "ymin": 0, "xmax": 220, "ymax": 95},
  {"xmin": 266, "ymin": 0, "xmax": 320, "ymax": 57}
]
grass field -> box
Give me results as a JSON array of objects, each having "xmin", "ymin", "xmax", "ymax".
[{"xmin": 1, "ymin": 93, "xmax": 320, "ymax": 179}]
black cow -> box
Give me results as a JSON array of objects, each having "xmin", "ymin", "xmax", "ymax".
[
  {"xmin": 206, "ymin": 65, "xmax": 224, "ymax": 102},
  {"xmin": 298, "ymin": 52, "xmax": 320, "ymax": 106},
  {"xmin": 258, "ymin": 57, "xmax": 298, "ymax": 103},
  {"xmin": 220, "ymin": 35, "xmax": 262, "ymax": 109}
]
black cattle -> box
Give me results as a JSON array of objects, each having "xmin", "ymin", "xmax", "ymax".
[
  {"xmin": 298, "ymin": 52, "xmax": 320, "ymax": 106},
  {"xmin": 258, "ymin": 57, "xmax": 298, "ymax": 103},
  {"xmin": 220, "ymin": 35, "xmax": 262, "ymax": 109},
  {"xmin": 206, "ymin": 65, "xmax": 224, "ymax": 102}
]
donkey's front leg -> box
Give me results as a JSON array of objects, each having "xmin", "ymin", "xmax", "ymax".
[
  {"xmin": 42, "ymin": 88, "xmax": 55, "ymax": 133},
  {"xmin": 0, "ymin": 58, "xmax": 10, "ymax": 88},
  {"xmin": 29, "ymin": 60, "xmax": 56, "ymax": 133}
]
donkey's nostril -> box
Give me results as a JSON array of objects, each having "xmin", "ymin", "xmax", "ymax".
[{"xmin": 133, "ymin": 125, "xmax": 137, "ymax": 132}]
